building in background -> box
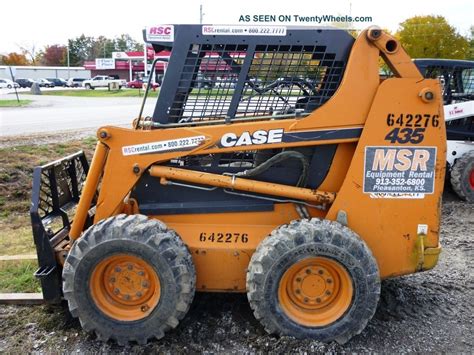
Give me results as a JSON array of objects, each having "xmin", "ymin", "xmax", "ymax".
[
  {"xmin": 84, "ymin": 47, "xmax": 170, "ymax": 82},
  {"xmin": 0, "ymin": 66, "xmax": 90, "ymax": 80}
]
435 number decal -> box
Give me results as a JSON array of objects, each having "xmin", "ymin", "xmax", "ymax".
[
  {"xmin": 199, "ymin": 232, "xmax": 249, "ymax": 243},
  {"xmin": 385, "ymin": 127, "xmax": 425, "ymax": 144}
]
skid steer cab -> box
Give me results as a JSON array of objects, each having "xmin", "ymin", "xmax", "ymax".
[{"xmin": 30, "ymin": 25, "xmax": 446, "ymax": 345}]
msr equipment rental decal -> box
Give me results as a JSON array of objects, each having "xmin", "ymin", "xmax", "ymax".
[
  {"xmin": 122, "ymin": 136, "xmax": 205, "ymax": 156},
  {"xmin": 363, "ymin": 146, "xmax": 436, "ymax": 199}
]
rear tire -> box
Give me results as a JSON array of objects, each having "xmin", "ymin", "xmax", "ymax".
[
  {"xmin": 63, "ymin": 214, "xmax": 196, "ymax": 345},
  {"xmin": 246, "ymin": 219, "xmax": 380, "ymax": 344},
  {"xmin": 450, "ymin": 150, "xmax": 474, "ymax": 203}
]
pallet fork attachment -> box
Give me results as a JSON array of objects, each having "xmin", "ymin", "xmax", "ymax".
[{"xmin": 30, "ymin": 151, "xmax": 92, "ymax": 302}]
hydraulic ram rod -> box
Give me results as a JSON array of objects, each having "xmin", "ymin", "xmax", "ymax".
[{"xmin": 149, "ymin": 165, "xmax": 336, "ymax": 205}]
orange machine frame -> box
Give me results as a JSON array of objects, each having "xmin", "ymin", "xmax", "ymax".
[{"xmin": 68, "ymin": 28, "xmax": 445, "ymax": 292}]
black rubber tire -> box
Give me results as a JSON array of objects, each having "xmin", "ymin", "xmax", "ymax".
[
  {"xmin": 85, "ymin": 84, "xmax": 92, "ymax": 90},
  {"xmin": 63, "ymin": 214, "xmax": 196, "ymax": 345},
  {"xmin": 7, "ymin": 84, "xmax": 12, "ymax": 89},
  {"xmin": 246, "ymin": 218, "xmax": 380, "ymax": 344},
  {"xmin": 450, "ymin": 150, "xmax": 474, "ymax": 203}
]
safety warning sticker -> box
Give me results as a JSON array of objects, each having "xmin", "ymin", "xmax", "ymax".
[{"xmin": 363, "ymin": 146, "xmax": 436, "ymax": 199}]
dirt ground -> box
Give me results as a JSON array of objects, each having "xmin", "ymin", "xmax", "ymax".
[{"xmin": 0, "ymin": 190, "xmax": 472, "ymax": 353}]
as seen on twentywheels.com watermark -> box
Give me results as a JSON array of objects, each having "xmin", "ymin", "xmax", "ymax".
[{"xmin": 238, "ymin": 14, "xmax": 373, "ymax": 24}]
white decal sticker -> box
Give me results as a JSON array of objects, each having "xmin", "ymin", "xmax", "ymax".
[
  {"xmin": 220, "ymin": 129, "xmax": 284, "ymax": 147},
  {"xmin": 363, "ymin": 146, "xmax": 437, "ymax": 199},
  {"xmin": 202, "ymin": 25, "xmax": 286, "ymax": 36},
  {"xmin": 417, "ymin": 224, "xmax": 428, "ymax": 235},
  {"xmin": 146, "ymin": 25, "xmax": 174, "ymax": 42},
  {"xmin": 122, "ymin": 136, "xmax": 205, "ymax": 156}
]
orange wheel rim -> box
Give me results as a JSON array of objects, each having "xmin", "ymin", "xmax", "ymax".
[
  {"xmin": 278, "ymin": 257, "xmax": 353, "ymax": 327},
  {"xmin": 90, "ymin": 254, "xmax": 161, "ymax": 321}
]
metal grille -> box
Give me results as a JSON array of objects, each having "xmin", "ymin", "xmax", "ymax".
[
  {"xmin": 172, "ymin": 44, "xmax": 345, "ymax": 123},
  {"xmin": 238, "ymin": 45, "xmax": 343, "ymax": 117},
  {"xmin": 421, "ymin": 66, "xmax": 474, "ymax": 104},
  {"xmin": 37, "ymin": 155, "xmax": 87, "ymax": 221}
]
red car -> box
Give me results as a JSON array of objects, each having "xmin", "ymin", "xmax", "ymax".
[{"xmin": 126, "ymin": 80, "xmax": 160, "ymax": 90}]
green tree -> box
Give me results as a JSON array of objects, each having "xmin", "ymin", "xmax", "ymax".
[
  {"xmin": 68, "ymin": 35, "xmax": 95, "ymax": 66},
  {"xmin": 468, "ymin": 25, "xmax": 474, "ymax": 60},
  {"xmin": 114, "ymin": 34, "xmax": 143, "ymax": 52},
  {"xmin": 396, "ymin": 15, "xmax": 469, "ymax": 59}
]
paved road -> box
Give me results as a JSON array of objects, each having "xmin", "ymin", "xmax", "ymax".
[{"xmin": 0, "ymin": 93, "xmax": 156, "ymax": 137}]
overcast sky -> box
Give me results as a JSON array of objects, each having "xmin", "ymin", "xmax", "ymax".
[{"xmin": 1, "ymin": 0, "xmax": 472, "ymax": 53}]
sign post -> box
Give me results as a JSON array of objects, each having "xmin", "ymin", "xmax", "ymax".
[{"xmin": 8, "ymin": 67, "xmax": 20, "ymax": 103}]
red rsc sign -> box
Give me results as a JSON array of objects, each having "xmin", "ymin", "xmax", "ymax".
[
  {"xmin": 146, "ymin": 25, "xmax": 174, "ymax": 42},
  {"xmin": 149, "ymin": 26, "xmax": 172, "ymax": 35}
]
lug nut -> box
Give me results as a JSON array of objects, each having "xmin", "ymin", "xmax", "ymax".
[
  {"xmin": 296, "ymin": 277, "xmax": 302, "ymax": 282},
  {"xmin": 295, "ymin": 289, "xmax": 301, "ymax": 294},
  {"xmin": 316, "ymin": 298, "xmax": 321, "ymax": 303},
  {"xmin": 142, "ymin": 281, "xmax": 149, "ymax": 288},
  {"xmin": 136, "ymin": 292, "xmax": 143, "ymax": 297},
  {"xmin": 124, "ymin": 294, "xmax": 130, "ymax": 300},
  {"xmin": 127, "ymin": 264, "xmax": 133, "ymax": 270},
  {"xmin": 304, "ymin": 297, "xmax": 309, "ymax": 303},
  {"xmin": 318, "ymin": 270, "xmax": 324, "ymax": 275},
  {"xmin": 326, "ymin": 290, "xmax": 331, "ymax": 296},
  {"xmin": 109, "ymin": 277, "xmax": 116, "ymax": 283},
  {"xmin": 326, "ymin": 279, "xmax": 332, "ymax": 283},
  {"xmin": 113, "ymin": 288, "xmax": 120, "ymax": 295},
  {"xmin": 305, "ymin": 269, "xmax": 312, "ymax": 274},
  {"xmin": 115, "ymin": 266, "xmax": 121, "ymax": 272},
  {"xmin": 141, "ymin": 305, "xmax": 149, "ymax": 312},
  {"xmin": 138, "ymin": 271, "xmax": 145, "ymax": 276}
]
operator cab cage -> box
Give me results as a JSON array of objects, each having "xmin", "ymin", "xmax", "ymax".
[
  {"xmin": 414, "ymin": 59, "xmax": 474, "ymax": 105},
  {"xmin": 143, "ymin": 25, "xmax": 354, "ymax": 124}
]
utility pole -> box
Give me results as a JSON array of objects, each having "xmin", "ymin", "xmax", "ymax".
[
  {"xmin": 200, "ymin": 4, "xmax": 204, "ymax": 24},
  {"xmin": 143, "ymin": 42, "xmax": 148, "ymax": 78},
  {"xmin": 67, "ymin": 41, "xmax": 70, "ymax": 79}
]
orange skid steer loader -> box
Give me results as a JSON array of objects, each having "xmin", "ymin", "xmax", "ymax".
[{"xmin": 30, "ymin": 25, "xmax": 445, "ymax": 344}]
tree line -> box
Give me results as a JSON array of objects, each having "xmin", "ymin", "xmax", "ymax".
[
  {"xmin": 0, "ymin": 34, "xmax": 143, "ymax": 67},
  {"xmin": 1, "ymin": 16, "xmax": 473, "ymax": 67}
]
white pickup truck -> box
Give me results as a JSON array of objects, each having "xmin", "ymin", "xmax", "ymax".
[{"xmin": 82, "ymin": 76, "xmax": 126, "ymax": 90}]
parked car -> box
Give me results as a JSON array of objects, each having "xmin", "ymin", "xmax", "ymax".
[
  {"xmin": 127, "ymin": 79, "xmax": 159, "ymax": 89},
  {"xmin": 67, "ymin": 78, "xmax": 86, "ymax": 88},
  {"xmin": 82, "ymin": 76, "xmax": 126, "ymax": 90},
  {"xmin": 0, "ymin": 78, "xmax": 20, "ymax": 89},
  {"xmin": 195, "ymin": 74, "xmax": 214, "ymax": 89},
  {"xmin": 15, "ymin": 78, "xmax": 35, "ymax": 88},
  {"xmin": 36, "ymin": 78, "xmax": 55, "ymax": 88},
  {"xmin": 47, "ymin": 78, "xmax": 67, "ymax": 87}
]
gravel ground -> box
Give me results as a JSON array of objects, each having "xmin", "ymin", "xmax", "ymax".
[{"xmin": 0, "ymin": 190, "xmax": 472, "ymax": 353}]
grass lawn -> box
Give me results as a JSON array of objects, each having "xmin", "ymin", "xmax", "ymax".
[
  {"xmin": 0, "ymin": 136, "xmax": 97, "ymax": 255},
  {"xmin": 0, "ymin": 260, "xmax": 40, "ymax": 293},
  {"xmin": 0, "ymin": 136, "xmax": 97, "ymax": 292},
  {"xmin": 0, "ymin": 99, "xmax": 32, "ymax": 107}
]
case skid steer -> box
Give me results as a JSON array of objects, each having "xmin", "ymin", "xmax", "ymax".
[{"xmin": 30, "ymin": 25, "xmax": 446, "ymax": 344}]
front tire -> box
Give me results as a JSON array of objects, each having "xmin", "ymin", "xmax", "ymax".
[
  {"xmin": 85, "ymin": 84, "xmax": 92, "ymax": 90},
  {"xmin": 450, "ymin": 150, "xmax": 474, "ymax": 203},
  {"xmin": 63, "ymin": 214, "xmax": 196, "ymax": 345},
  {"xmin": 247, "ymin": 219, "xmax": 380, "ymax": 344}
]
